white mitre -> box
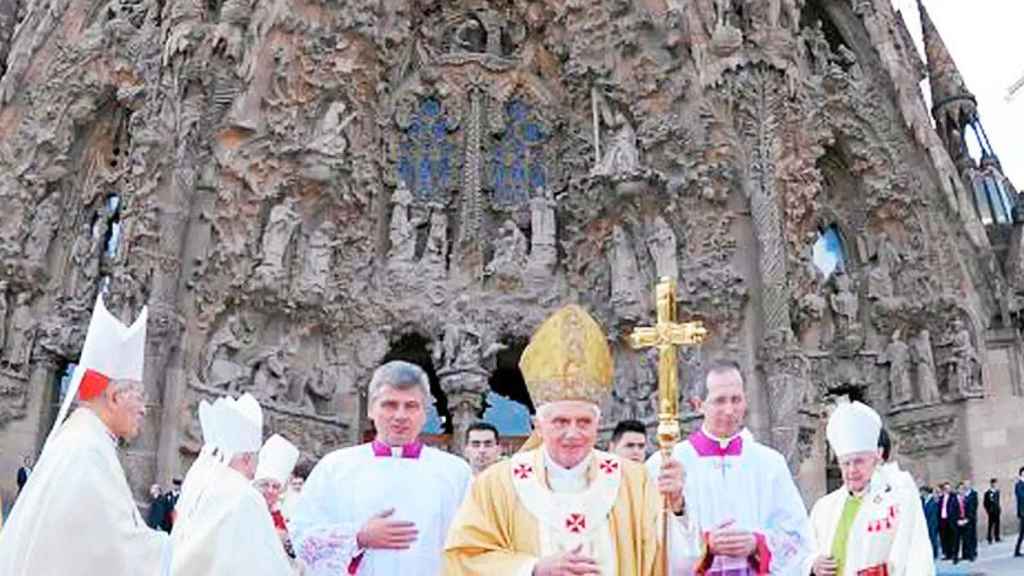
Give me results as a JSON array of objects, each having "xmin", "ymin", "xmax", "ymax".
[
  {"xmin": 826, "ymin": 400, "xmax": 882, "ymax": 458},
  {"xmin": 201, "ymin": 393, "xmax": 264, "ymax": 463},
  {"xmin": 44, "ymin": 294, "xmax": 147, "ymax": 449},
  {"xmin": 255, "ymin": 434, "xmax": 299, "ymax": 485}
]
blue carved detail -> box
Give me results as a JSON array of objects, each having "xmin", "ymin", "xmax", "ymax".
[
  {"xmin": 398, "ymin": 98, "xmax": 457, "ymax": 202},
  {"xmin": 489, "ymin": 100, "xmax": 547, "ymax": 207}
]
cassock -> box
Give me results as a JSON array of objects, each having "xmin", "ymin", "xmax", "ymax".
[
  {"xmin": 0, "ymin": 408, "xmax": 171, "ymax": 576},
  {"xmin": 290, "ymin": 440, "xmax": 472, "ymax": 575},
  {"xmin": 444, "ymin": 447, "xmax": 700, "ymax": 575},
  {"xmin": 806, "ymin": 471, "xmax": 934, "ymax": 575},
  {"xmin": 646, "ymin": 427, "xmax": 814, "ymax": 575},
  {"xmin": 170, "ymin": 455, "xmax": 296, "ymax": 575}
]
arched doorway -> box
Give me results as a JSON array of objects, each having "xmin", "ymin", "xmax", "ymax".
[{"xmin": 482, "ymin": 340, "xmax": 533, "ymax": 454}]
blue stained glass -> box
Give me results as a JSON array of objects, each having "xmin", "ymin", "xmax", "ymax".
[
  {"xmin": 422, "ymin": 98, "xmax": 441, "ymax": 117},
  {"xmin": 398, "ymin": 98, "xmax": 457, "ymax": 202},
  {"xmin": 488, "ymin": 100, "xmax": 546, "ymax": 207}
]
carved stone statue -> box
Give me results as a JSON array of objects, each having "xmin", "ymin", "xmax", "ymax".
[
  {"xmin": 803, "ymin": 21, "xmax": 831, "ymax": 75},
  {"xmin": 878, "ymin": 330, "xmax": 912, "ymax": 408},
  {"xmin": 67, "ymin": 221, "xmax": 102, "ymax": 301},
  {"xmin": 4, "ymin": 292, "xmax": 34, "ymax": 369},
  {"xmin": 593, "ymin": 111, "xmax": 641, "ymax": 178},
  {"xmin": 528, "ymin": 187, "xmax": 557, "ymax": 272},
  {"xmin": 388, "ymin": 181, "xmax": 417, "ymax": 265},
  {"xmin": 299, "ymin": 221, "xmax": 337, "ymax": 296},
  {"xmin": 24, "ymin": 198, "xmax": 60, "ymax": 262},
  {"xmin": 912, "ymin": 329, "xmax": 941, "ymax": 404},
  {"xmin": 255, "ymin": 198, "xmax": 300, "ymax": 283},
  {"xmin": 432, "ymin": 297, "xmax": 506, "ymax": 373},
  {"xmin": 767, "ymin": 0, "xmax": 803, "ymax": 32},
  {"xmin": 204, "ymin": 314, "xmax": 252, "ymax": 389},
  {"xmin": 609, "ymin": 225, "xmax": 643, "ymax": 316},
  {"xmin": 420, "ymin": 208, "xmax": 448, "ymax": 268},
  {"xmin": 829, "ymin": 271, "xmax": 859, "ymax": 342},
  {"xmin": 867, "ymin": 233, "xmax": 901, "ymax": 301},
  {"xmin": 797, "ymin": 272, "xmax": 828, "ymax": 351},
  {"xmin": 646, "ymin": 216, "xmax": 678, "ymax": 280},
  {"xmin": 308, "ymin": 100, "xmax": 356, "ymax": 158},
  {"xmin": 941, "ymin": 319, "xmax": 979, "ymax": 396},
  {"xmin": 251, "ymin": 340, "xmax": 294, "ymax": 403},
  {"xmin": 484, "ymin": 219, "xmax": 528, "ymax": 282}
]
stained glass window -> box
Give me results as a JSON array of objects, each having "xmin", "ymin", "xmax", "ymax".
[
  {"xmin": 488, "ymin": 100, "xmax": 546, "ymax": 207},
  {"xmin": 398, "ymin": 98, "xmax": 457, "ymax": 203}
]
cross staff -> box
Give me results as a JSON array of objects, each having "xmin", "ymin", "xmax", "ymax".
[
  {"xmin": 629, "ymin": 276, "xmax": 707, "ymax": 574},
  {"xmin": 629, "ymin": 276, "xmax": 708, "ymax": 460}
]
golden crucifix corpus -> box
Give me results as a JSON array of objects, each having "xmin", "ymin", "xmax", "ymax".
[{"xmin": 628, "ymin": 276, "xmax": 708, "ymax": 460}]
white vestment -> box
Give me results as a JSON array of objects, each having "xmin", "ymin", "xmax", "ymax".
[
  {"xmin": 647, "ymin": 428, "xmax": 814, "ymax": 575},
  {"xmin": 805, "ymin": 472, "xmax": 934, "ymax": 576},
  {"xmin": 0, "ymin": 408, "xmax": 170, "ymax": 576},
  {"xmin": 878, "ymin": 462, "xmax": 917, "ymax": 498},
  {"xmin": 171, "ymin": 455, "xmax": 297, "ymax": 575},
  {"xmin": 290, "ymin": 442, "xmax": 472, "ymax": 576}
]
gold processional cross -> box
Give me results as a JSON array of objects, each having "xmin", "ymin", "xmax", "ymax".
[
  {"xmin": 628, "ymin": 277, "xmax": 707, "ymax": 574},
  {"xmin": 628, "ymin": 276, "xmax": 708, "ymax": 460}
]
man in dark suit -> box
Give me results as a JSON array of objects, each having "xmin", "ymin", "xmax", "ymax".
[
  {"xmin": 984, "ymin": 478, "xmax": 1002, "ymax": 544},
  {"xmin": 939, "ymin": 481, "xmax": 958, "ymax": 560},
  {"xmin": 962, "ymin": 480, "xmax": 979, "ymax": 561},
  {"xmin": 921, "ymin": 485, "xmax": 941, "ymax": 559},
  {"xmin": 15, "ymin": 455, "xmax": 32, "ymax": 495},
  {"xmin": 1015, "ymin": 466, "xmax": 1024, "ymax": 557}
]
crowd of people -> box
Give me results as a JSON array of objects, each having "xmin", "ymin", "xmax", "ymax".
[{"xmin": 0, "ymin": 297, "xmax": 1020, "ymax": 575}]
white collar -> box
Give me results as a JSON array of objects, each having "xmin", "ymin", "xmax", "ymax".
[
  {"xmin": 543, "ymin": 449, "xmax": 592, "ymax": 493},
  {"xmin": 701, "ymin": 425, "xmax": 744, "ymax": 446}
]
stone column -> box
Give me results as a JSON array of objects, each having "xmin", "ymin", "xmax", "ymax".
[{"xmin": 438, "ymin": 366, "xmax": 490, "ymax": 454}]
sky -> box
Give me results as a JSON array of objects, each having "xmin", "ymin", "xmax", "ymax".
[{"xmin": 891, "ymin": 0, "xmax": 1024, "ymax": 187}]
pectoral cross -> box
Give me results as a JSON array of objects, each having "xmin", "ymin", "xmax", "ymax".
[{"xmin": 628, "ymin": 277, "xmax": 707, "ymax": 459}]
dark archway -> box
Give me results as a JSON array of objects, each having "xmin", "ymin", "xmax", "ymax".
[{"xmin": 483, "ymin": 339, "xmax": 533, "ymax": 452}]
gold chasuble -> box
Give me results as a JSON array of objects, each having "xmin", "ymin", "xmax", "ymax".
[{"xmin": 444, "ymin": 305, "xmax": 685, "ymax": 575}]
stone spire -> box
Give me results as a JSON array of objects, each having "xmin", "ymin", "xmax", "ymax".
[{"xmin": 918, "ymin": 0, "xmax": 975, "ymax": 121}]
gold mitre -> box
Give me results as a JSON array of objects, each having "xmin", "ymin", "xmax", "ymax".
[{"xmin": 519, "ymin": 305, "xmax": 614, "ymax": 406}]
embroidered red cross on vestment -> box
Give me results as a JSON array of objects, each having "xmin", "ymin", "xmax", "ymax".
[
  {"xmin": 599, "ymin": 459, "xmax": 619, "ymax": 474},
  {"xmin": 565, "ymin": 513, "xmax": 586, "ymax": 533},
  {"xmin": 514, "ymin": 463, "xmax": 534, "ymax": 480}
]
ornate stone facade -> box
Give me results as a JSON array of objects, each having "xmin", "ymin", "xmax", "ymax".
[{"xmin": 0, "ymin": 0, "xmax": 1021, "ymax": 506}]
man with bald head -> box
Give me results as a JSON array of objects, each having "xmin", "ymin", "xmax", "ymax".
[
  {"xmin": 290, "ymin": 360, "xmax": 471, "ymax": 576},
  {"xmin": 647, "ymin": 358, "xmax": 813, "ymax": 574}
]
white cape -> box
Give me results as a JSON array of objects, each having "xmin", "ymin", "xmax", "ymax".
[
  {"xmin": 0, "ymin": 408, "xmax": 170, "ymax": 575},
  {"xmin": 171, "ymin": 455, "xmax": 297, "ymax": 575}
]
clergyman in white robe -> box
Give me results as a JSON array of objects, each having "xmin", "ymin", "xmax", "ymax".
[
  {"xmin": 170, "ymin": 394, "xmax": 298, "ymax": 575},
  {"xmin": 647, "ymin": 427, "xmax": 814, "ymax": 574},
  {"xmin": 290, "ymin": 440, "xmax": 472, "ymax": 575},
  {"xmin": 0, "ymin": 408, "xmax": 171, "ymax": 575}
]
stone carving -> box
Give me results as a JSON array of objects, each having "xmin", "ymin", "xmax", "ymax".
[
  {"xmin": 867, "ymin": 233, "xmax": 901, "ymax": 301},
  {"xmin": 892, "ymin": 414, "xmax": 957, "ymax": 455},
  {"xmin": 912, "ymin": 330, "xmax": 941, "ymax": 404},
  {"xmin": 420, "ymin": 207, "xmax": 448, "ymax": 270},
  {"xmin": 432, "ymin": 298, "xmax": 506, "ymax": 374},
  {"xmin": 527, "ymin": 187, "xmax": 557, "ymax": 273},
  {"xmin": 646, "ymin": 216, "xmax": 678, "ymax": 280},
  {"xmin": 796, "ymin": 272, "xmax": 828, "ymax": 351},
  {"xmin": 484, "ymin": 220, "xmax": 528, "ymax": 286},
  {"xmin": 3, "ymin": 293, "xmax": 34, "ymax": 371},
  {"xmin": 878, "ymin": 330, "xmax": 912, "ymax": 408},
  {"xmin": 309, "ymin": 100, "xmax": 356, "ymax": 158},
  {"xmin": 609, "ymin": 225, "xmax": 643, "ymax": 319},
  {"xmin": 204, "ymin": 313, "xmax": 255, "ymax": 390},
  {"xmin": 829, "ymin": 271, "xmax": 860, "ymax": 346},
  {"xmin": 387, "ymin": 181, "xmax": 417, "ymax": 265},
  {"xmin": 940, "ymin": 319, "xmax": 980, "ymax": 397},
  {"xmin": 254, "ymin": 198, "xmax": 300, "ymax": 286},
  {"xmin": 66, "ymin": 220, "xmax": 103, "ymax": 302},
  {"xmin": 23, "ymin": 197, "xmax": 60, "ymax": 263},
  {"xmin": 298, "ymin": 221, "xmax": 338, "ymax": 297},
  {"xmin": 592, "ymin": 92, "xmax": 643, "ymax": 181}
]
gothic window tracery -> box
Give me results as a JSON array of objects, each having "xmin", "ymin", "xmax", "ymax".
[
  {"xmin": 488, "ymin": 100, "xmax": 546, "ymax": 207},
  {"xmin": 398, "ymin": 98, "xmax": 458, "ymax": 203}
]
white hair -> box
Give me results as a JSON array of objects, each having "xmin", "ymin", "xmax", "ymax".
[
  {"xmin": 368, "ymin": 360, "xmax": 433, "ymax": 405},
  {"xmin": 535, "ymin": 402, "xmax": 602, "ymax": 421}
]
